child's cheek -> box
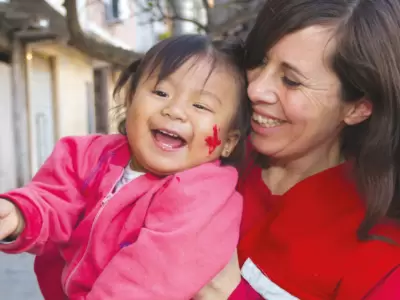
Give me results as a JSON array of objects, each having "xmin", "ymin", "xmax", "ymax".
[{"xmin": 204, "ymin": 125, "xmax": 222, "ymax": 155}]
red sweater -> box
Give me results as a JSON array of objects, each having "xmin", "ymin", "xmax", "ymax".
[
  {"xmin": 230, "ymin": 163, "xmax": 400, "ymax": 299},
  {"xmin": 30, "ymin": 160, "xmax": 400, "ymax": 299}
]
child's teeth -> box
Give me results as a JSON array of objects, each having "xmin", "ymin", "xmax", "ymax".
[
  {"xmin": 160, "ymin": 130, "xmax": 178, "ymax": 138},
  {"xmin": 252, "ymin": 113, "xmax": 283, "ymax": 127}
]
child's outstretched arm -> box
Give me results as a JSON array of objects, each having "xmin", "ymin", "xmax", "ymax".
[
  {"xmin": 0, "ymin": 136, "xmax": 93, "ymax": 254},
  {"xmin": 85, "ymin": 163, "xmax": 243, "ymax": 300}
]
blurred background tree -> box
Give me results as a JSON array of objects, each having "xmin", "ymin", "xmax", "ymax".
[{"xmin": 63, "ymin": 0, "xmax": 263, "ymax": 67}]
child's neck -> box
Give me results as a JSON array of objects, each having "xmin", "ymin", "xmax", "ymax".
[{"xmin": 129, "ymin": 158, "xmax": 147, "ymax": 173}]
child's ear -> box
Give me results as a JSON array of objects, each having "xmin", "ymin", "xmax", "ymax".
[{"xmin": 221, "ymin": 130, "xmax": 240, "ymax": 157}]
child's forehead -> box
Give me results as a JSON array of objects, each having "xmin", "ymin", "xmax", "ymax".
[{"xmin": 145, "ymin": 56, "xmax": 236, "ymax": 86}]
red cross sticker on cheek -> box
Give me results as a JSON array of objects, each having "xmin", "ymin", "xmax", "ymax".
[{"xmin": 205, "ymin": 125, "xmax": 222, "ymax": 155}]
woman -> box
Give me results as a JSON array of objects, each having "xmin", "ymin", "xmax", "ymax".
[
  {"xmin": 21, "ymin": 0, "xmax": 400, "ymax": 299},
  {"xmin": 197, "ymin": 0, "xmax": 400, "ymax": 299}
]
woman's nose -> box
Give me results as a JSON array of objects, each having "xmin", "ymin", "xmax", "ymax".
[{"xmin": 247, "ymin": 69, "xmax": 279, "ymax": 105}]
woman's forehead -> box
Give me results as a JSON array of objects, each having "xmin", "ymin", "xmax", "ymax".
[{"xmin": 267, "ymin": 25, "xmax": 338, "ymax": 75}]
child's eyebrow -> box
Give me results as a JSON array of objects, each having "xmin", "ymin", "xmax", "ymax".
[
  {"xmin": 198, "ymin": 89, "xmax": 222, "ymax": 105},
  {"xmin": 153, "ymin": 75, "xmax": 222, "ymax": 105}
]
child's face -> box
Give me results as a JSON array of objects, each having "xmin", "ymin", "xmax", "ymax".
[{"xmin": 125, "ymin": 57, "xmax": 241, "ymax": 175}]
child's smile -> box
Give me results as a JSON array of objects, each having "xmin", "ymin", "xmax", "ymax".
[
  {"xmin": 125, "ymin": 57, "xmax": 241, "ymax": 176},
  {"xmin": 151, "ymin": 128, "xmax": 187, "ymax": 151}
]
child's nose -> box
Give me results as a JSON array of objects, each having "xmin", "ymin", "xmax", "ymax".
[{"xmin": 160, "ymin": 102, "xmax": 188, "ymax": 122}]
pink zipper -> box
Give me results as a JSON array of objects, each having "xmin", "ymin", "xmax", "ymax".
[{"xmin": 63, "ymin": 172, "xmax": 123, "ymax": 295}]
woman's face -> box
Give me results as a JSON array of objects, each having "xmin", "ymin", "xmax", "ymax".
[{"xmin": 247, "ymin": 25, "xmax": 369, "ymax": 162}]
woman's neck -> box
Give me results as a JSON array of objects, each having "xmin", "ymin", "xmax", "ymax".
[{"xmin": 262, "ymin": 142, "xmax": 344, "ymax": 195}]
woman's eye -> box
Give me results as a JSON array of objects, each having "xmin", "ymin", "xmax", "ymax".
[
  {"xmin": 282, "ymin": 76, "xmax": 301, "ymax": 88},
  {"xmin": 152, "ymin": 90, "xmax": 168, "ymax": 97},
  {"xmin": 193, "ymin": 103, "xmax": 211, "ymax": 112}
]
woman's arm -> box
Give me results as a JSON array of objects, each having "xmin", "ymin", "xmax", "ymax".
[
  {"xmin": 194, "ymin": 251, "xmax": 261, "ymax": 300},
  {"xmin": 365, "ymin": 266, "xmax": 400, "ymax": 299},
  {"xmin": 229, "ymin": 278, "xmax": 261, "ymax": 300}
]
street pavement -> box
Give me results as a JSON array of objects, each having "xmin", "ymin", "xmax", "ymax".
[{"xmin": 0, "ymin": 252, "xmax": 43, "ymax": 299}]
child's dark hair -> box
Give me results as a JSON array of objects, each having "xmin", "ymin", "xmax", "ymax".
[{"xmin": 114, "ymin": 34, "xmax": 251, "ymax": 168}]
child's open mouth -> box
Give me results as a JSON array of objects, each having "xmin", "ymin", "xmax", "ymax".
[{"xmin": 151, "ymin": 129, "xmax": 187, "ymax": 151}]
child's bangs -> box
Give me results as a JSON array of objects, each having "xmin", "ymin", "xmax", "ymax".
[{"xmin": 142, "ymin": 35, "xmax": 215, "ymax": 85}]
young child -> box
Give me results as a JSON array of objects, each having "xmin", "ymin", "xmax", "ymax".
[{"xmin": 0, "ymin": 34, "xmax": 250, "ymax": 299}]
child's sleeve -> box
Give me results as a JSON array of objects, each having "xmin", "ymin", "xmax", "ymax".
[
  {"xmin": 85, "ymin": 163, "xmax": 243, "ymax": 300},
  {"xmin": 0, "ymin": 136, "xmax": 90, "ymax": 254}
]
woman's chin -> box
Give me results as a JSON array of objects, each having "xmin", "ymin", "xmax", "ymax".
[{"xmin": 250, "ymin": 133, "xmax": 286, "ymax": 158}]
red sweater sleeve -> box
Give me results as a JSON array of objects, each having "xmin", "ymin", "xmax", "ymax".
[
  {"xmin": 229, "ymin": 278, "xmax": 261, "ymax": 300},
  {"xmin": 228, "ymin": 268, "xmax": 400, "ymax": 300},
  {"xmin": 365, "ymin": 266, "xmax": 400, "ymax": 299}
]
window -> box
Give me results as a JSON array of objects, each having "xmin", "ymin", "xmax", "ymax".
[{"xmin": 104, "ymin": 0, "xmax": 130, "ymax": 23}]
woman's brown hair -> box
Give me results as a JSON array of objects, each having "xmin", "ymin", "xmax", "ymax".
[{"xmin": 246, "ymin": 0, "xmax": 400, "ymax": 239}]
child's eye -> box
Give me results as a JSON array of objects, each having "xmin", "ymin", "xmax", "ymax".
[
  {"xmin": 152, "ymin": 90, "xmax": 169, "ymax": 97},
  {"xmin": 282, "ymin": 76, "xmax": 301, "ymax": 88},
  {"xmin": 193, "ymin": 103, "xmax": 212, "ymax": 112}
]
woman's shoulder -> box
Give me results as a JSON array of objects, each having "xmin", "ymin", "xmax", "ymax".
[
  {"xmin": 364, "ymin": 266, "xmax": 400, "ymax": 299},
  {"xmin": 336, "ymin": 221, "xmax": 400, "ymax": 299},
  {"xmin": 373, "ymin": 220, "xmax": 400, "ymax": 243}
]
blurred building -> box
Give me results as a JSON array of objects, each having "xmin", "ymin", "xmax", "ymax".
[
  {"xmin": 0, "ymin": 0, "xmax": 246, "ymax": 192},
  {"xmin": 0, "ymin": 0, "xmax": 164, "ymax": 192}
]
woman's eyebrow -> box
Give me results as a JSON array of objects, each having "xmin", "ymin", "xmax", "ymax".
[{"xmin": 282, "ymin": 61, "xmax": 309, "ymax": 80}]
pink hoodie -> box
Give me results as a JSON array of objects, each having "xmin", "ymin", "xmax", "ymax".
[{"xmin": 0, "ymin": 134, "xmax": 242, "ymax": 300}]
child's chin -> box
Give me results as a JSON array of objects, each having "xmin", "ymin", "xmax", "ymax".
[
  {"xmin": 143, "ymin": 151, "xmax": 214, "ymax": 176},
  {"xmin": 146, "ymin": 161, "xmax": 186, "ymax": 176}
]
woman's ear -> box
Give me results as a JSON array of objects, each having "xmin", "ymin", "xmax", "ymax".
[
  {"xmin": 344, "ymin": 97, "xmax": 372, "ymax": 126},
  {"xmin": 221, "ymin": 130, "xmax": 240, "ymax": 157}
]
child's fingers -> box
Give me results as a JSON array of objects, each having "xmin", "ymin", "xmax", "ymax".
[
  {"xmin": 0, "ymin": 217, "xmax": 17, "ymax": 240},
  {"xmin": 0, "ymin": 199, "xmax": 19, "ymax": 240},
  {"xmin": 0, "ymin": 199, "xmax": 14, "ymax": 218}
]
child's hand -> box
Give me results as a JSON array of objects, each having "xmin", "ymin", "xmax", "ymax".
[{"xmin": 0, "ymin": 198, "xmax": 24, "ymax": 241}]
